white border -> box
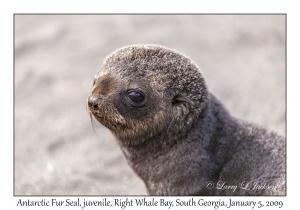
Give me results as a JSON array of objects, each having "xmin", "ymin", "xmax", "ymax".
[{"xmin": 2, "ymin": 0, "xmax": 299, "ymax": 209}]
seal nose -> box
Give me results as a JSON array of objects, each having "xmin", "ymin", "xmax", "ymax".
[{"xmin": 88, "ymin": 96, "xmax": 100, "ymax": 110}]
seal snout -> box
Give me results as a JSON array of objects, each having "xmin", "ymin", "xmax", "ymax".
[{"xmin": 87, "ymin": 96, "xmax": 100, "ymax": 110}]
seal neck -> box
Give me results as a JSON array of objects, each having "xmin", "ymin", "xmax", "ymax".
[{"xmin": 118, "ymin": 92, "xmax": 241, "ymax": 195}]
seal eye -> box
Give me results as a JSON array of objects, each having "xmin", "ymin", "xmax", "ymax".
[{"xmin": 127, "ymin": 91, "xmax": 144, "ymax": 103}]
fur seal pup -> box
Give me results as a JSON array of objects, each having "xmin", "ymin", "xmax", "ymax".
[{"xmin": 87, "ymin": 45, "xmax": 285, "ymax": 195}]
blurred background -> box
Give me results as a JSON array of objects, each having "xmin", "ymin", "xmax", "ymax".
[{"xmin": 14, "ymin": 15, "xmax": 285, "ymax": 195}]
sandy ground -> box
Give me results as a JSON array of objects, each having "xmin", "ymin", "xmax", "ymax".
[{"xmin": 14, "ymin": 15, "xmax": 285, "ymax": 195}]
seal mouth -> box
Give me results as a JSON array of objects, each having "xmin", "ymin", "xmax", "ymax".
[
  {"xmin": 89, "ymin": 110, "xmax": 121, "ymax": 130},
  {"xmin": 89, "ymin": 109, "xmax": 110, "ymax": 123},
  {"xmin": 87, "ymin": 97, "xmax": 127, "ymax": 132}
]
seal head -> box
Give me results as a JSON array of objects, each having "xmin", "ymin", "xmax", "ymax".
[{"xmin": 87, "ymin": 45, "xmax": 208, "ymax": 145}]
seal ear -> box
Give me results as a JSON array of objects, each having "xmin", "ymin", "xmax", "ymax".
[{"xmin": 172, "ymin": 94, "xmax": 194, "ymax": 106}]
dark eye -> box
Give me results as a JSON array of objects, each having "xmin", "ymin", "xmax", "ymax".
[
  {"xmin": 127, "ymin": 91, "xmax": 144, "ymax": 103},
  {"xmin": 93, "ymin": 79, "xmax": 96, "ymax": 86}
]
